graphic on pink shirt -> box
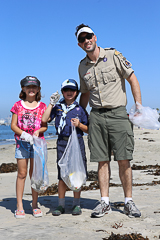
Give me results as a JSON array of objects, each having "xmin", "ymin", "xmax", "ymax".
[{"xmin": 10, "ymin": 101, "xmax": 47, "ymax": 141}]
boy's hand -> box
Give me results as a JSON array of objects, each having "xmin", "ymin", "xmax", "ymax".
[
  {"xmin": 71, "ymin": 118, "xmax": 80, "ymax": 128},
  {"xmin": 50, "ymin": 91, "xmax": 60, "ymax": 106},
  {"xmin": 20, "ymin": 131, "xmax": 34, "ymax": 145}
]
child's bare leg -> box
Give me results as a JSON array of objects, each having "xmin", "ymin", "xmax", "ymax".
[
  {"xmin": 73, "ymin": 190, "xmax": 81, "ymax": 199},
  {"xmin": 58, "ymin": 180, "xmax": 67, "ymax": 207},
  {"xmin": 73, "ymin": 190, "xmax": 81, "ymax": 206},
  {"xmin": 58, "ymin": 180, "xmax": 67, "ymax": 198},
  {"xmin": 31, "ymin": 188, "xmax": 38, "ymax": 209},
  {"xmin": 29, "ymin": 158, "xmax": 41, "ymax": 213},
  {"xmin": 16, "ymin": 158, "xmax": 28, "ymax": 210}
]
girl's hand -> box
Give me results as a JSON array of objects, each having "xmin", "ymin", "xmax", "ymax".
[
  {"xmin": 71, "ymin": 118, "xmax": 80, "ymax": 128},
  {"xmin": 33, "ymin": 130, "xmax": 40, "ymax": 137},
  {"xmin": 20, "ymin": 131, "xmax": 34, "ymax": 145}
]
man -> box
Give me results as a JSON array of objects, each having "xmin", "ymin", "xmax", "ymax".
[{"xmin": 75, "ymin": 24, "xmax": 141, "ymax": 218}]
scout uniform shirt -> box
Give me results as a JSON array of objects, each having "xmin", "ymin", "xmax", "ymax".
[
  {"xmin": 78, "ymin": 47, "xmax": 134, "ymax": 109},
  {"xmin": 49, "ymin": 100, "xmax": 88, "ymax": 138}
]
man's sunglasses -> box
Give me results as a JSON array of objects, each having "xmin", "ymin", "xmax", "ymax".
[
  {"xmin": 63, "ymin": 88, "xmax": 76, "ymax": 92},
  {"xmin": 78, "ymin": 33, "xmax": 94, "ymax": 43}
]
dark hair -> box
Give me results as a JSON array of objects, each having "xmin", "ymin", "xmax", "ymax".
[
  {"xmin": 19, "ymin": 87, "xmax": 42, "ymax": 101},
  {"xmin": 75, "ymin": 23, "xmax": 91, "ymax": 37}
]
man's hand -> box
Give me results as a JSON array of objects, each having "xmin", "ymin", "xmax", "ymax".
[
  {"xmin": 20, "ymin": 131, "xmax": 34, "ymax": 145},
  {"xmin": 50, "ymin": 91, "xmax": 60, "ymax": 106},
  {"xmin": 134, "ymin": 101, "xmax": 142, "ymax": 116}
]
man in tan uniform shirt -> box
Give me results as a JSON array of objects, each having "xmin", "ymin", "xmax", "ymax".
[{"xmin": 75, "ymin": 24, "xmax": 142, "ymax": 218}]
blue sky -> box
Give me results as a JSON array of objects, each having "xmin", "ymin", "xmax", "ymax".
[{"xmin": 0, "ymin": 0, "xmax": 160, "ymax": 118}]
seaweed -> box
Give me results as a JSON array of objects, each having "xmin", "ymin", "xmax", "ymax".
[
  {"xmin": 0, "ymin": 163, "xmax": 17, "ymax": 173},
  {"xmin": 102, "ymin": 232, "xmax": 149, "ymax": 240}
]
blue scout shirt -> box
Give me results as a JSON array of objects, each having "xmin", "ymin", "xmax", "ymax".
[{"xmin": 50, "ymin": 100, "xmax": 88, "ymax": 138}]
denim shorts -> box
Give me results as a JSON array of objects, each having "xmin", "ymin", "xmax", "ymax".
[
  {"xmin": 15, "ymin": 139, "xmax": 34, "ymax": 159},
  {"xmin": 57, "ymin": 137, "xmax": 87, "ymax": 180}
]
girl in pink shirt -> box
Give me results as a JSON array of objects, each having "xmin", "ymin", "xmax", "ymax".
[{"xmin": 10, "ymin": 76, "xmax": 47, "ymax": 219}]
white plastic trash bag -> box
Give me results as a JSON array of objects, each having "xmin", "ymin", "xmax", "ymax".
[
  {"xmin": 58, "ymin": 125, "xmax": 86, "ymax": 192},
  {"xmin": 129, "ymin": 102, "xmax": 160, "ymax": 130},
  {"xmin": 31, "ymin": 136, "xmax": 49, "ymax": 193}
]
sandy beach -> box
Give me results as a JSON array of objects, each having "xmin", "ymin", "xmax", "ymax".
[{"xmin": 0, "ymin": 127, "xmax": 160, "ymax": 240}]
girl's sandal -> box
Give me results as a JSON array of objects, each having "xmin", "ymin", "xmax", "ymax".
[
  {"xmin": 32, "ymin": 208, "xmax": 43, "ymax": 218},
  {"xmin": 14, "ymin": 209, "xmax": 25, "ymax": 219}
]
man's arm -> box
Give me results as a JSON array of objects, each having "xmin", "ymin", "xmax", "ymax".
[
  {"xmin": 79, "ymin": 92, "xmax": 90, "ymax": 109},
  {"xmin": 127, "ymin": 73, "xmax": 142, "ymax": 105}
]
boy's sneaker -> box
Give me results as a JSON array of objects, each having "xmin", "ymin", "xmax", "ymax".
[
  {"xmin": 72, "ymin": 205, "xmax": 82, "ymax": 215},
  {"xmin": 91, "ymin": 200, "xmax": 112, "ymax": 218},
  {"xmin": 52, "ymin": 206, "xmax": 65, "ymax": 216},
  {"xmin": 123, "ymin": 200, "xmax": 141, "ymax": 218}
]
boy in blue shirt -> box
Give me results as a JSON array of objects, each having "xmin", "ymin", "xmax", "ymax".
[{"xmin": 42, "ymin": 79, "xmax": 88, "ymax": 216}]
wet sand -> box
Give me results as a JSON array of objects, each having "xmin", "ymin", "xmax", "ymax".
[{"xmin": 0, "ymin": 127, "xmax": 160, "ymax": 239}]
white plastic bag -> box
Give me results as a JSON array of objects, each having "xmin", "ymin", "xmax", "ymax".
[
  {"xmin": 58, "ymin": 125, "xmax": 86, "ymax": 192},
  {"xmin": 129, "ymin": 102, "xmax": 160, "ymax": 130},
  {"xmin": 31, "ymin": 136, "xmax": 49, "ymax": 193}
]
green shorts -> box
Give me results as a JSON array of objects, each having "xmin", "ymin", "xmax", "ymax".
[{"xmin": 88, "ymin": 106, "xmax": 134, "ymax": 162}]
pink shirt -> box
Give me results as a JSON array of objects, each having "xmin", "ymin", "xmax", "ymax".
[{"xmin": 10, "ymin": 100, "xmax": 47, "ymax": 141}]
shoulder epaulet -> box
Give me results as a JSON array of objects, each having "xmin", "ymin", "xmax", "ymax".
[{"xmin": 104, "ymin": 47, "xmax": 115, "ymax": 51}]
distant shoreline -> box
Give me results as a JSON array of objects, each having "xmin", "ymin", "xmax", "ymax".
[{"xmin": 0, "ymin": 135, "xmax": 58, "ymax": 146}]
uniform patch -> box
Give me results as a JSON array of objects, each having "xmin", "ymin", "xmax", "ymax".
[
  {"xmin": 125, "ymin": 60, "xmax": 132, "ymax": 68},
  {"xmin": 103, "ymin": 57, "xmax": 107, "ymax": 62},
  {"xmin": 115, "ymin": 51, "xmax": 132, "ymax": 68}
]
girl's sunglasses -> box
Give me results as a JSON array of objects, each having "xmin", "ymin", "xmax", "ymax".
[{"xmin": 78, "ymin": 33, "xmax": 94, "ymax": 43}]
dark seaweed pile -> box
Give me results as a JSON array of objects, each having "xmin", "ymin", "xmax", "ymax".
[
  {"xmin": 102, "ymin": 232, "xmax": 149, "ymax": 240},
  {"xmin": 0, "ymin": 163, "xmax": 17, "ymax": 173}
]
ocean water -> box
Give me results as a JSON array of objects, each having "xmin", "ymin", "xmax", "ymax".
[{"xmin": 0, "ymin": 125, "xmax": 57, "ymax": 145}]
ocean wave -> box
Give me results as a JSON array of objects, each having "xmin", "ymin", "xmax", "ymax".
[{"xmin": 0, "ymin": 136, "xmax": 57, "ymax": 146}]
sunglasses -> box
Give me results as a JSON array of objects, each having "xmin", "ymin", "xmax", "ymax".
[
  {"xmin": 78, "ymin": 33, "xmax": 94, "ymax": 43},
  {"xmin": 62, "ymin": 88, "xmax": 76, "ymax": 92}
]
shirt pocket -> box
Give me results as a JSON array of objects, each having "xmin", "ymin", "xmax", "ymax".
[
  {"xmin": 71, "ymin": 113, "xmax": 79, "ymax": 119},
  {"xmin": 83, "ymin": 73, "xmax": 95, "ymax": 90},
  {"xmin": 101, "ymin": 65, "xmax": 116, "ymax": 84}
]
